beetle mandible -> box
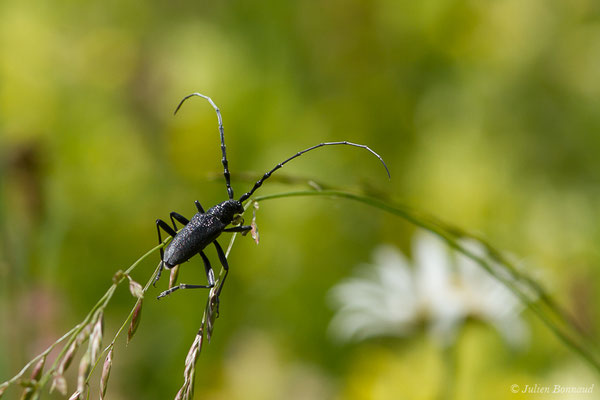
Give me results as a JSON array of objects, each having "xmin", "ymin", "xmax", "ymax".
[{"xmin": 154, "ymin": 93, "xmax": 390, "ymax": 302}]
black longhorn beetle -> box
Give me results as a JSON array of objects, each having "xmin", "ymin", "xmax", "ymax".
[{"xmin": 154, "ymin": 93, "xmax": 390, "ymax": 303}]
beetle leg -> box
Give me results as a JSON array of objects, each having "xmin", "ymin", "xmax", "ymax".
[
  {"xmin": 154, "ymin": 219, "xmax": 177, "ymax": 287},
  {"xmin": 157, "ymin": 282, "xmax": 214, "ymax": 299},
  {"xmin": 195, "ymin": 200, "xmax": 205, "ymax": 213},
  {"xmin": 223, "ymin": 225, "xmax": 252, "ymax": 233},
  {"xmin": 169, "ymin": 212, "xmax": 189, "ymax": 231},
  {"xmin": 200, "ymin": 251, "xmax": 216, "ymax": 287},
  {"xmin": 156, "ymin": 250, "xmax": 215, "ymax": 299},
  {"xmin": 210, "ymin": 240, "xmax": 230, "ymax": 317},
  {"xmin": 212, "ymin": 240, "xmax": 229, "ymax": 297}
]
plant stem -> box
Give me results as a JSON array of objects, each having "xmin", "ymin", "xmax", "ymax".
[{"xmin": 252, "ymin": 189, "xmax": 600, "ymax": 373}]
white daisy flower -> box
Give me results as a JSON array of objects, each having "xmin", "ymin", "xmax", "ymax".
[{"xmin": 328, "ymin": 231, "xmax": 528, "ymax": 347}]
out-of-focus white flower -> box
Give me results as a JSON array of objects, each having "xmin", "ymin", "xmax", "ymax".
[{"xmin": 328, "ymin": 231, "xmax": 528, "ymax": 347}]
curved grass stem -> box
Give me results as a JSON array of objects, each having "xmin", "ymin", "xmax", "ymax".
[
  {"xmin": 2, "ymin": 239, "xmax": 171, "ymax": 398},
  {"xmin": 251, "ymin": 189, "xmax": 600, "ymax": 374}
]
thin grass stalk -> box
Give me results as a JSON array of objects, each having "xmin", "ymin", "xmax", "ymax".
[
  {"xmin": 3, "ymin": 240, "xmax": 169, "ymax": 396},
  {"xmin": 172, "ymin": 206, "xmax": 245, "ymax": 399},
  {"xmin": 251, "ymin": 189, "xmax": 600, "ymax": 373}
]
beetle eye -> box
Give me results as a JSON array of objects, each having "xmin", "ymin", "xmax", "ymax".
[{"xmin": 232, "ymin": 214, "xmax": 244, "ymax": 226}]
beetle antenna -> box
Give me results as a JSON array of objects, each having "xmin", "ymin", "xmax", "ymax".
[
  {"xmin": 238, "ymin": 141, "xmax": 390, "ymax": 203},
  {"xmin": 175, "ymin": 93, "xmax": 234, "ymax": 200}
]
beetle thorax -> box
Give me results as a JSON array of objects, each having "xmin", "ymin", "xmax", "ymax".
[{"xmin": 207, "ymin": 199, "xmax": 244, "ymax": 225}]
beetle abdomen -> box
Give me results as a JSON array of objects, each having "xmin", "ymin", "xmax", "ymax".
[{"xmin": 163, "ymin": 213, "xmax": 224, "ymax": 267}]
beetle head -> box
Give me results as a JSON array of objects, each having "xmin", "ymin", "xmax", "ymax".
[{"xmin": 214, "ymin": 199, "xmax": 244, "ymax": 225}]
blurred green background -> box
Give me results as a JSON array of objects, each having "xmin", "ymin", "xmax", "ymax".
[{"xmin": 1, "ymin": 0, "xmax": 600, "ymax": 398}]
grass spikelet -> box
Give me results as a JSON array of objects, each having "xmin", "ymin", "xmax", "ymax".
[
  {"xmin": 0, "ymin": 382, "xmax": 9, "ymax": 398},
  {"xmin": 67, "ymin": 390, "xmax": 82, "ymax": 400},
  {"xmin": 127, "ymin": 277, "xmax": 144, "ymax": 299},
  {"xmin": 19, "ymin": 355, "xmax": 46, "ymax": 400},
  {"xmin": 50, "ymin": 374, "xmax": 67, "ymax": 396},
  {"xmin": 250, "ymin": 201, "xmax": 260, "ymax": 244},
  {"xmin": 89, "ymin": 314, "xmax": 104, "ymax": 364},
  {"xmin": 73, "ymin": 351, "xmax": 90, "ymax": 400},
  {"xmin": 99, "ymin": 347, "xmax": 113, "ymax": 400},
  {"xmin": 127, "ymin": 299, "xmax": 143, "ymax": 345},
  {"xmin": 175, "ymin": 330, "xmax": 202, "ymax": 400},
  {"xmin": 169, "ymin": 265, "xmax": 180, "ymax": 289}
]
